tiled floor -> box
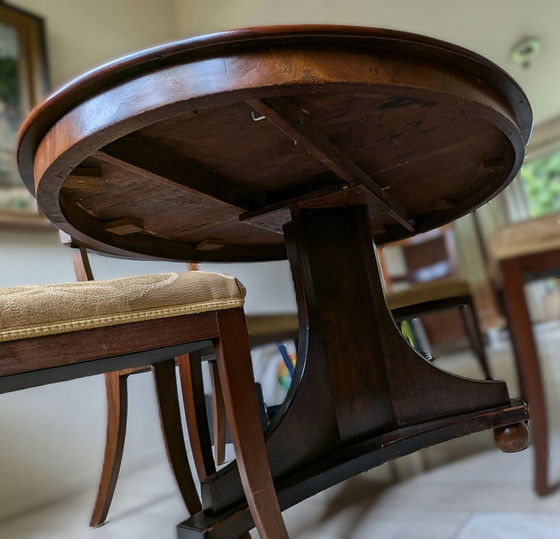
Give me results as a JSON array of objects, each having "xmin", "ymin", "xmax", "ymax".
[
  {"xmin": 1, "ymin": 325, "xmax": 560, "ymax": 538},
  {"xmin": 1, "ymin": 444, "xmax": 559, "ymax": 539}
]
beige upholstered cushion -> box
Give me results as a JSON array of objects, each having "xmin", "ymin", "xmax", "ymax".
[
  {"xmin": 386, "ymin": 277, "xmax": 471, "ymax": 310},
  {"xmin": 490, "ymin": 212, "xmax": 560, "ymax": 261},
  {"xmin": 0, "ymin": 272, "xmax": 245, "ymax": 343}
]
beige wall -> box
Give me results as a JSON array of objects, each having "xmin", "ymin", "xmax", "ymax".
[
  {"xmin": 173, "ymin": 0, "xmax": 271, "ymax": 35},
  {"xmin": 11, "ymin": 0, "xmax": 181, "ymax": 88}
]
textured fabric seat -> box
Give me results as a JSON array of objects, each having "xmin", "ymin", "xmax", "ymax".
[
  {"xmin": 0, "ymin": 272, "xmax": 245, "ymax": 343},
  {"xmin": 490, "ymin": 212, "xmax": 560, "ymax": 262},
  {"xmin": 386, "ymin": 278, "xmax": 471, "ymax": 311}
]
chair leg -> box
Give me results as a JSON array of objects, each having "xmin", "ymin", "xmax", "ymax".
[
  {"xmin": 152, "ymin": 359, "xmax": 202, "ymax": 516},
  {"xmin": 90, "ymin": 371, "xmax": 129, "ymax": 528},
  {"xmin": 177, "ymin": 352, "xmax": 216, "ymax": 481},
  {"xmin": 209, "ymin": 358, "xmax": 227, "ymax": 465},
  {"xmin": 215, "ymin": 309, "xmax": 288, "ymax": 539},
  {"xmin": 459, "ymin": 302, "xmax": 493, "ymax": 380}
]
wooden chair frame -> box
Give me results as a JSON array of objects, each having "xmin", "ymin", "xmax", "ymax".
[
  {"xmin": 0, "ymin": 295, "xmax": 287, "ymax": 539},
  {"xmin": 68, "ymin": 242, "xmax": 293, "ymax": 535},
  {"xmin": 391, "ymin": 292, "xmax": 493, "ymax": 380}
]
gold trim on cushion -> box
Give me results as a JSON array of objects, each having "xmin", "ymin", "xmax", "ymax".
[{"xmin": 0, "ymin": 272, "xmax": 245, "ymax": 343}]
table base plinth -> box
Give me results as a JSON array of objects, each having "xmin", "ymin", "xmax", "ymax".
[
  {"xmin": 178, "ymin": 206, "xmax": 528, "ymax": 538},
  {"xmin": 177, "ymin": 401, "xmax": 527, "ymax": 538}
]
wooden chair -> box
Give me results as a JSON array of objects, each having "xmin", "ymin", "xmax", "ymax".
[
  {"xmin": 386, "ymin": 278, "xmax": 492, "ymax": 378},
  {"xmin": 0, "ymin": 270, "xmax": 288, "ymax": 539},
  {"xmin": 66, "ymin": 237, "xmax": 297, "ymax": 528},
  {"xmin": 380, "ymin": 226, "xmax": 492, "ymax": 379}
]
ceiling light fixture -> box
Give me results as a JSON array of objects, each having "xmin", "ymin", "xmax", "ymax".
[{"xmin": 510, "ymin": 37, "xmax": 542, "ymax": 68}]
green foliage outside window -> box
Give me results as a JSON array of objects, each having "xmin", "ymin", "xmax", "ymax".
[
  {"xmin": 0, "ymin": 58, "xmax": 18, "ymax": 109},
  {"xmin": 520, "ymin": 150, "xmax": 560, "ymax": 217}
]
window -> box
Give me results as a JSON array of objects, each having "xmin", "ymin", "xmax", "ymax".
[{"xmin": 520, "ymin": 150, "xmax": 560, "ymax": 217}]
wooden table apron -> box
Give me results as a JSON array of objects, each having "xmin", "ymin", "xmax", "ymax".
[{"xmin": 17, "ymin": 26, "xmax": 531, "ymax": 538}]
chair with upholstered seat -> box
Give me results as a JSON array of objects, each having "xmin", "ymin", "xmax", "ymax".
[
  {"xmin": 386, "ymin": 277, "xmax": 492, "ymax": 378},
  {"xmin": 65, "ymin": 237, "xmax": 297, "ymax": 528},
  {"xmin": 380, "ymin": 226, "xmax": 492, "ymax": 379},
  {"xmin": 0, "ymin": 271, "xmax": 288, "ymax": 539}
]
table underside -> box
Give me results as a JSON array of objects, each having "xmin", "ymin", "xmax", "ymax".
[
  {"xmin": 23, "ymin": 37, "xmax": 528, "ymax": 262},
  {"xmin": 55, "ymin": 86, "xmax": 520, "ymax": 262}
]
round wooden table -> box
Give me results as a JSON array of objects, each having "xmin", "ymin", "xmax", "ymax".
[{"xmin": 18, "ymin": 25, "xmax": 532, "ymax": 538}]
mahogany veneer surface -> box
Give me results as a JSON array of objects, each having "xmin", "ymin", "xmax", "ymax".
[{"xmin": 18, "ymin": 25, "xmax": 531, "ymax": 263}]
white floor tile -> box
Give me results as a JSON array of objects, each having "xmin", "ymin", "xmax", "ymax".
[{"xmin": 457, "ymin": 511, "xmax": 560, "ymax": 539}]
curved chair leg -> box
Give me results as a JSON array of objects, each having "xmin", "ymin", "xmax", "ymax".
[
  {"xmin": 177, "ymin": 352, "xmax": 216, "ymax": 481},
  {"xmin": 209, "ymin": 359, "xmax": 227, "ymax": 465},
  {"xmin": 151, "ymin": 359, "xmax": 202, "ymax": 515},
  {"xmin": 90, "ymin": 371, "xmax": 129, "ymax": 527},
  {"xmin": 459, "ymin": 301, "xmax": 492, "ymax": 380},
  {"xmin": 215, "ymin": 309, "xmax": 288, "ymax": 539}
]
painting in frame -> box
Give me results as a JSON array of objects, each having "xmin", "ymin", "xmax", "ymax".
[{"xmin": 0, "ymin": 2, "xmax": 48, "ymax": 226}]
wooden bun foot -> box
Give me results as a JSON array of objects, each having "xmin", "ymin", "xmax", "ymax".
[{"xmin": 494, "ymin": 422, "xmax": 529, "ymax": 453}]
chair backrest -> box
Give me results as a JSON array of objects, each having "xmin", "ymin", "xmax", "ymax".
[
  {"xmin": 58, "ymin": 231, "xmax": 196, "ymax": 283},
  {"xmin": 379, "ymin": 225, "xmax": 458, "ymax": 290}
]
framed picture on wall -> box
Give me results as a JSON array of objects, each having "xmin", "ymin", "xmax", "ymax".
[{"xmin": 0, "ymin": 2, "xmax": 48, "ymax": 225}]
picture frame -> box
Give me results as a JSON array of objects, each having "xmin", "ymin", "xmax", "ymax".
[{"xmin": 0, "ymin": 2, "xmax": 48, "ymax": 226}]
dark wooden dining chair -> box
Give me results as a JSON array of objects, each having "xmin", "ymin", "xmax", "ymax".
[
  {"xmin": 380, "ymin": 226, "xmax": 493, "ymax": 379},
  {"xmin": 65, "ymin": 235, "xmax": 297, "ymax": 528},
  {"xmin": 0, "ymin": 269, "xmax": 288, "ymax": 539},
  {"xmin": 386, "ymin": 277, "xmax": 492, "ymax": 379}
]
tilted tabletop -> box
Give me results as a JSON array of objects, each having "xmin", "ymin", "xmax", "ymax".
[{"xmin": 18, "ymin": 25, "xmax": 531, "ymax": 262}]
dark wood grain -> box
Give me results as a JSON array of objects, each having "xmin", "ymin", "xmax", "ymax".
[
  {"xmin": 179, "ymin": 400, "xmax": 528, "ymax": 538},
  {"xmin": 246, "ymin": 97, "xmax": 414, "ymax": 231},
  {"xmin": 19, "ymin": 26, "xmax": 530, "ymax": 260},
  {"xmin": 209, "ymin": 359, "xmax": 227, "ymax": 466},
  {"xmin": 152, "ymin": 359, "xmax": 202, "ymax": 515},
  {"xmin": 0, "ymin": 313, "xmax": 218, "ymax": 378},
  {"xmin": 214, "ymin": 309, "xmax": 288, "ymax": 539},
  {"xmin": 97, "ymin": 135, "xmax": 257, "ymax": 210},
  {"xmin": 179, "ymin": 351, "xmax": 217, "ymax": 481},
  {"xmin": 90, "ymin": 371, "xmax": 129, "ymax": 527},
  {"xmin": 193, "ymin": 207, "xmax": 526, "ymax": 533}
]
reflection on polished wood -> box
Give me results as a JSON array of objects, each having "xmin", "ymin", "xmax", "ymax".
[{"xmin": 18, "ymin": 25, "xmax": 532, "ymax": 538}]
